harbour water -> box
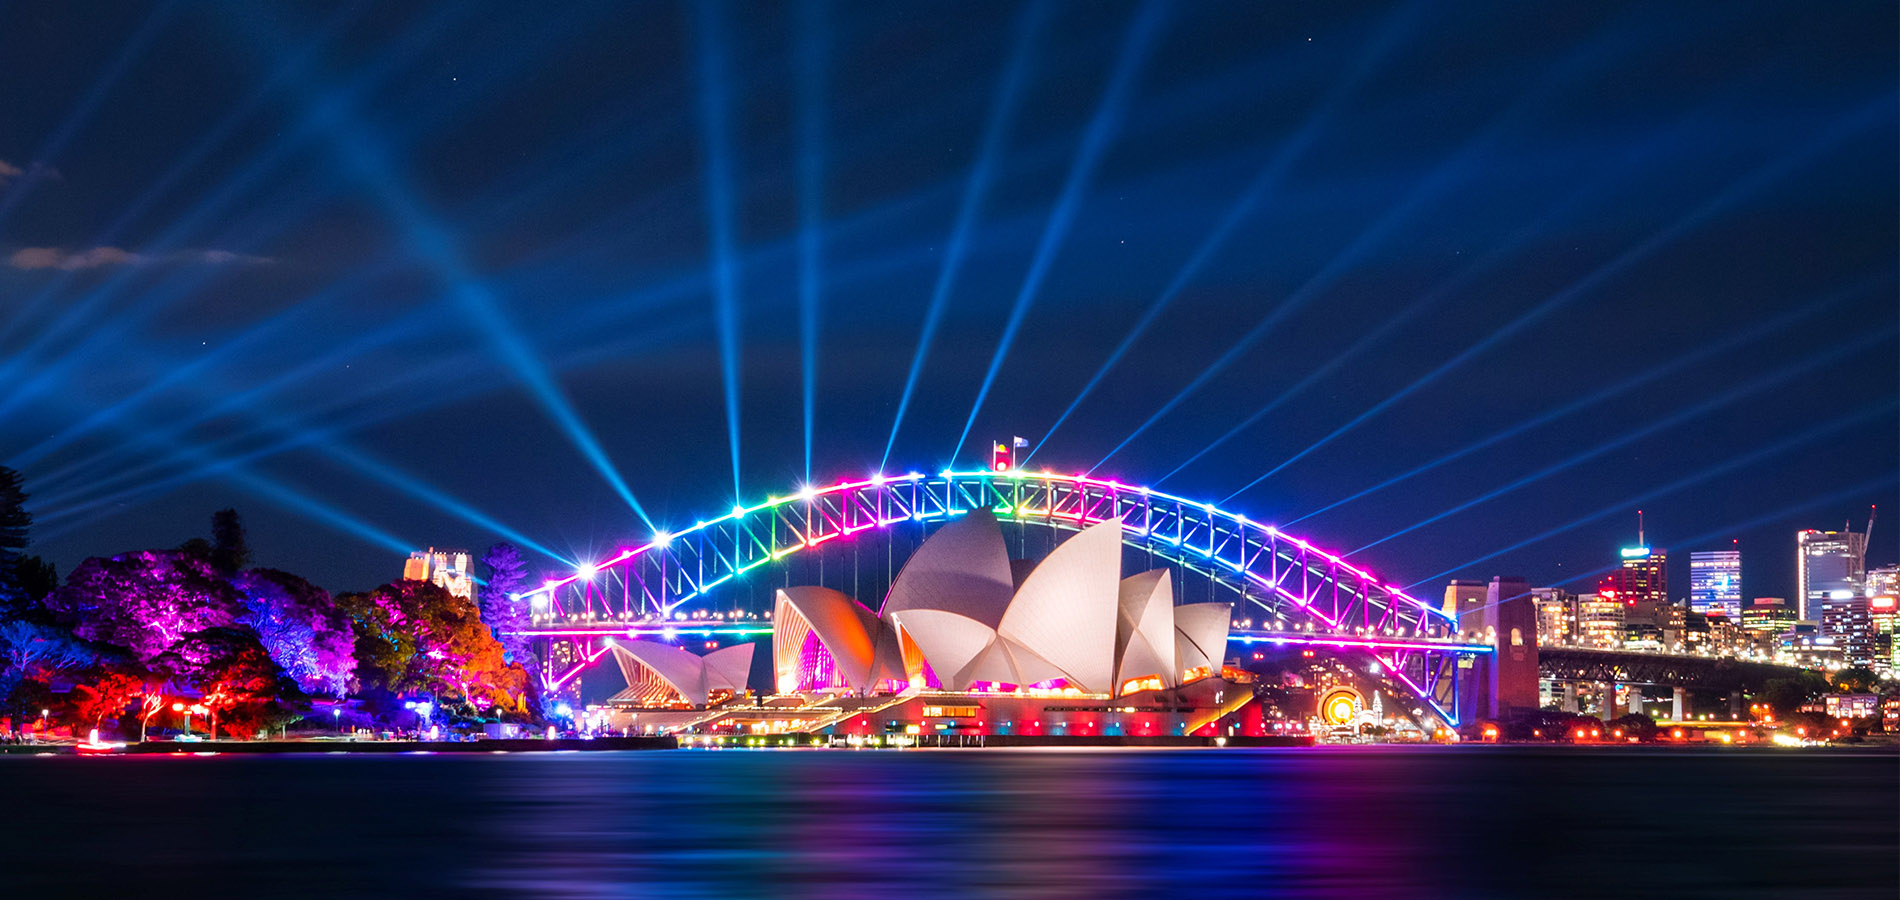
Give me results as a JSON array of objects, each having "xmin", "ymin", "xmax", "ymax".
[{"xmin": 3, "ymin": 746, "xmax": 1893, "ymax": 898}]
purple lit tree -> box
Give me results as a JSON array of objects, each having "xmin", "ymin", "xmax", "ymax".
[
  {"xmin": 43, "ymin": 551, "xmax": 243, "ymax": 660},
  {"xmin": 232, "ymin": 569, "xmax": 357, "ymax": 698},
  {"xmin": 479, "ymin": 542, "xmax": 531, "ymax": 664}
]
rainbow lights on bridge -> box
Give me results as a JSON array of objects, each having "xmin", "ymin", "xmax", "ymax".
[{"xmin": 513, "ymin": 468, "xmax": 1488, "ymax": 725}]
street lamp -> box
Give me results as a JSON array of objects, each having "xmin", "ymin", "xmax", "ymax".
[{"xmin": 332, "ymin": 706, "xmax": 342, "ymax": 735}]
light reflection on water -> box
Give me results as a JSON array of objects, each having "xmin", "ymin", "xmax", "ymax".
[{"xmin": 2, "ymin": 747, "xmax": 1893, "ymax": 898}]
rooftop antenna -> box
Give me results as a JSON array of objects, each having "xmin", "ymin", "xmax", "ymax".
[{"xmin": 1637, "ymin": 509, "xmax": 1645, "ymax": 547}]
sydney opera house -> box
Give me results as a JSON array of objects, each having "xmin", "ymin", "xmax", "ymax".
[{"xmin": 602, "ymin": 513, "xmax": 1260, "ymax": 741}]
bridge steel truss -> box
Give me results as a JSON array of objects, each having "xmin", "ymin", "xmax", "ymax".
[{"xmin": 518, "ymin": 469, "xmax": 1490, "ymax": 726}]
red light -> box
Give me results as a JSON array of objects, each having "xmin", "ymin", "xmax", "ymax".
[{"xmin": 991, "ymin": 442, "xmax": 1010, "ymax": 472}]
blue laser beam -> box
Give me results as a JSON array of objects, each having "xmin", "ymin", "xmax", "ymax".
[
  {"xmin": 692, "ymin": 0, "xmax": 745, "ymax": 503},
  {"xmin": 1224, "ymin": 93, "xmax": 1896, "ymax": 505},
  {"xmin": 213, "ymin": 3, "xmax": 659, "ymax": 532},
  {"xmin": 1349, "ymin": 327, "xmax": 1895, "ymax": 557},
  {"xmin": 1409, "ymin": 400, "xmax": 1897, "ymax": 590},
  {"xmin": 0, "ymin": 2, "xmax": 177, "ymax": 227},
  {"xmin": 880, "ymin": 0, "xmax": 1051, "ymax": 472},
  {"xmin": 1288, "ymin": 270, "xmax": 1893, "ymax": 526},
  {"xmin": 797, "ymin": 0, "xmax": 828, "ymax": 485},
  {"xmin": 1028, "ymin": 1, "xmax": 1424, "ymax": 466},
  {"xmin": 951, "ymin": 0, "xmax": 1169, "ymax": 466}
]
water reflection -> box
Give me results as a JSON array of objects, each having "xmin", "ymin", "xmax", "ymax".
[{"xmin": 1, "ymin": 748, "xmax": 1893, "ymax": 898}]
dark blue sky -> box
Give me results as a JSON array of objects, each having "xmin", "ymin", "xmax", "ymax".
[{"xmin": 1, "ymin": 0, "xmax": 1894, "ymax": 603}]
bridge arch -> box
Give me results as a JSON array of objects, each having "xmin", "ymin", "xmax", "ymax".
[{"xmin": 516, "ymin": 469, "xmax": 1485, "ymax": 725}]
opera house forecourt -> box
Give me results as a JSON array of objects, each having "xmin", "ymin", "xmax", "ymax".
[{"xmin": 600, "ymin": 512, "xmax": 1285, "ymax": 744}]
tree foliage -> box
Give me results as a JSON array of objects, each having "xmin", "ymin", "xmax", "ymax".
[
  {"xmin": 0, "ymin": 620, "xmax": 101, "ymax": 727},
  {"xmin": 1830, "ymin": 667, "xmax": 1882, "ymax": 695},
  {"xmin": 0, "ymin": 620, "xmax": 98, "ymax": 690},
  {"xmin": 14, "ymin": 556, "xmax": 57, "ymax": 604},
  {"xmin": 44, "ymin": 551, "xmax": 244, "ymax": 659},
  {"xmin": 210, "ymin": 508, "xmax": 251, "ymax": 575},
  {"xmin": 338, "ymin": 579, "xmax": 525, "ymax": 709},
  {"xmin": 1758, "ymin": 671, "xmax": 1832, "ymax": 716},
  {"xmin": 479, "ymin": 542, "xmax": 531, "ymax": 663},
  {"xmin": 153, "ymin": 626, "xmax": 306, "ymax": 739},
  {"xmin": 232, "ymin": 569, "xmax": 356, "ymax": 698},
  {"xmin": 0, "ymin": 466, "xmax": 33, "ymax": 621}
]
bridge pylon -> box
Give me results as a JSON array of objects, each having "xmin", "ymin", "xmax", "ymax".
[{"xmin": 1446, "ymin": 576, "xmax": 1540, "ymax": 732}]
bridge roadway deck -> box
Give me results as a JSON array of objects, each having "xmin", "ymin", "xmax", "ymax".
[
  {"xmin": 1538, "ymin": 646, "xmax": 1811, "ymax": 690},
  {"xmin": 515, "ymin": 622, "xmax": 1494, "ymax": 655}
]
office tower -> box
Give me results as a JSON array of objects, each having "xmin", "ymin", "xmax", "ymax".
[
  {"xmin": 1798, "ymin": 522, "xmax": 1869, "ymax": 625},
  {"xmin": 1688, "ymin": 548, "xmax": 1742, "ymax": 620}
]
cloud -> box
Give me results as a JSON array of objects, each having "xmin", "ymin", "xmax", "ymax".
[
  {"xmin": 8, "ymin": 246, "xmax": 144, "ymax": 270},
  {"xmin": 0, "ymin": 159, "xmax": 59, "ymax": 189},
  {"xmin": 6, "ymin": 246, "xmax": 272, "ymax": 271}
]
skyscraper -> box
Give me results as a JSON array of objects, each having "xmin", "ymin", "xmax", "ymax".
[
  {"xmin": 1867, "ymin": 566, "xmax": 1898, "ymax": 674},
  {"xmin": 1688, "ymin": 548, "xmax": 1742, "ymax": 620},
  {"xmin": 1798, "ymin": 522, "xmax": 1868, "ymax": 627},
  {"xmin": 1605, "ymin": 543, "xmax": 1669, "ymax": 632}
]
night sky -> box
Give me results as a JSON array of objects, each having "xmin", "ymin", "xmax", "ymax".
[{"xmin": 2, "ymin": 1, "xmax": 1894, "ymax": 605}]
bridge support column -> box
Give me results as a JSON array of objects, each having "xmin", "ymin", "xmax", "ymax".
[
  {"xmin": 1598, "ymin": 682, "xmax": 1617, "ymax": 721},
  {"xmin": 1671, "ymin": 686, "xmax": 1688, "ymax": 722},
  {"xmin": 1729, "ymin": 691, "xmax": 1744, "ymax": 719},
  {"xmin": 1626, "ymin": 685, "xmax": 1643, "ymax": 716},
  {"xmin": 1562, "ymin": 682, "xmax": 1578, "ymax": 713}
]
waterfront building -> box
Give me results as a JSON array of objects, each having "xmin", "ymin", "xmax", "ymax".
[
  {"xmin": 1823, "ymin": 693, "xmax": 1879, "ymax": 719},
  {"xmin": 1798, "ymin": 525, "xmax": 1868, "ymax": 625},
  {"xmin": 1605, "ymin": 543, "xmax": 1669, "ymax": 629},
  {"xmin": 1530, "ymin": 587, "xmax": 1578, "ymax": 646},
  {"xmin": 1742, "ymin": 597, "xmax": 1797, "ymax": 633},
  {"xmin": 1702, "ymin": 615, "xmax": 1749, "ymax": 657},
  {"xmin": 608, "ymin": 642, "xmax": 754, "ymax": 706},
  {"xmin": 1825, "ymin": 594, "xmax": 1876, "ymax": 667},
  {"xmin": 403, "ymin": 547, "xmax": 477, "ymax": 601},
  {"xmin": 1688, "ymin": 548, "xmax": 1742, "ymax": 620},
  {"xmin": 1868, "ymin": 566, "xmax": 1899, "ymax": 674},
  {"xmin": 1577, "ymin": 592, "xmax": 1625, "ymax": 649}
]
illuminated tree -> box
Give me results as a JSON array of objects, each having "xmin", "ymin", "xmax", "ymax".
[
  {"xmin": 232, "ymin": 569, "xmax": 356, "ymax": 697},
  {"xmin": 44, "ymin": 551, "xmax": 244, "ymax": 660},
  {"xmin": 338, "ymin": 579, "xmax": 526, "ymax": 710},
  {"xmin": 479, "ymin": 542, "xmax": 531, "ymax": 663},
  {"xmin": 0, "ymin": 620, "xmax": 98, "ymax": 727},
  {"xmin": 71, "ymin": 671, "xmax": 144, "ymax": 733},
  {"xmin": 153, "ymin": 626, "xmax": 304, "ymax": 740}
]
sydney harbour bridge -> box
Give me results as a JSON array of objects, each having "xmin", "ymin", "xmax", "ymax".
[
  {"xmin": 509, "ymin": 467, "xmax": 1502, "ymax": 729},
  {"xmin": 505, "ymin": 466, "xmax": 1813, "ymax": 731}
]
